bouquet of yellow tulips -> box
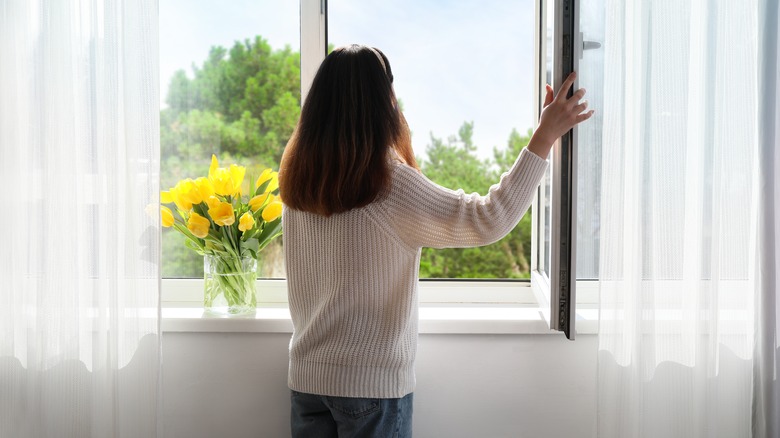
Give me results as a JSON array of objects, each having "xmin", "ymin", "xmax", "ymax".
[{"xmin": 160, "ymin": 155, "xmax": 283, "ymax": 314}]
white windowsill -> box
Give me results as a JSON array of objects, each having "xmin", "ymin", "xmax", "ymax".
[
  {"xmin": 161, "ymin": 278, "xmax": 598, "ymax": 335},
  {"xmin": 161, "ymin": 304, "xmax": 598, "ymax": 335}
]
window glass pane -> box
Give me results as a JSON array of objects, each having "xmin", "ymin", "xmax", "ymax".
[
  {"xmin": 330, "ymin": 0, "xmax": 536, "ymax": 279},
  {"xmin": 539, "ymin": 0, "xmax": 555, "ymax": 278},
  {"xmin": 575, "ymin": 0, "xmax": 604, "ymax": 279},
  {"xmin": 542, "ymin": 166, "xmax": 552, "ymax": 276},
  {"xmin": 159, "ymin": 0, "xmax": 300, "ymax": 278}
]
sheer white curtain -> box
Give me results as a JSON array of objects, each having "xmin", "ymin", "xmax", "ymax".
[
  {"xmin": 596, "ymin": 0, "xmax": 775, "ymax": 437},
  {"xmin": 0, "ymin": 1, "xmax": 161, "ymax": 437},
  {"xmin": 754, "ymin": 1, "xmax": 780, "ymax": 436}
]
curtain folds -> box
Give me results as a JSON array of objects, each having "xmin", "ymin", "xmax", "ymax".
[
  {"xmin": 754, "ymin": 1, "xmax": 780, "ymax": 436},
  {"xmin": 596, "ymin": 0, "xmax": 777, "ymax": 437},
  {"xmin": 0, "ymin": 1, "xmax": 161, "ymax": 437}
]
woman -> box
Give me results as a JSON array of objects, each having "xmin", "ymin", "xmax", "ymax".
[{"xmin": 279, "ymin": 44, "xmax": 592, "ymax": 437}]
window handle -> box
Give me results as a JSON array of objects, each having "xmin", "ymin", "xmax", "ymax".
[
  {"xmin": 578, "ymin": 32, "xmax": 602, "ymax": 59},
  {"xmin": 583, "ymin": 41, "xmax": 602, "ymax": 50}
]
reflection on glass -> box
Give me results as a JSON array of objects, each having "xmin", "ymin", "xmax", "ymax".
[
  {"xmin": 540, "ymin": 0, "xmax": 555, "ymax": 277},
  {"xmin": 330, "ymin": 0, "xmax": 537, "ymax": 279},
  {"xmin": 546, "ymin": 0, "xmax": 554, "ymax": 86},
  {"xmin": 542, "ymin": 166, "xmax": 552, "ymax": 276},
  {"xmin": 159, "ymin": 1, "xmax": 300, "ymax": 278},
  {"xmin": 575, "ymin": 0, "xmax": 604, "ymax": 280}
]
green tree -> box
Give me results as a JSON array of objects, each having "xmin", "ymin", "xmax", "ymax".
[
  {"xmin": 418, "ymin": 123, "xmax": 534, "ymax": 279},
  {"xmin": 162, "ymin": 36, "xmax": 300, "ymax": 169},
  {"xmin": 490, "ymin": 128, "xmax": 535, "ymax": 276}
]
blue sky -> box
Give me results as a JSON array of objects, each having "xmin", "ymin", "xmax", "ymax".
[{"xmin": 160, "ymin": 0, "xmax": 535, "ymax": 160}]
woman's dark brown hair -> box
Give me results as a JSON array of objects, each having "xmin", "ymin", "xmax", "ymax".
[{"xmin": 279, "ymin": 44, "xmax": 418, "ymax": 216}]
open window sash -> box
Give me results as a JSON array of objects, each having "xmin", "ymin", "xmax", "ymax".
[{"xmin": 531, "ymin": 0, "xmax": 578, "ymax": 340}]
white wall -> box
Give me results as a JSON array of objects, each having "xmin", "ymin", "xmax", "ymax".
[{"xmin": 162, "ymin": 332, "xmax": 597, "ymax": 438}]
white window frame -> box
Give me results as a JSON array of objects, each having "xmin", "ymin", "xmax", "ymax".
[
  {"xmin": 300, "ymin": 0, "xmax": 327, "ymax": 103},
  {"xmin": 160, "ymin": 0, "xmax": 600, "ymax": 311},
  {"xmin": 163, "ymin": 278, "xmax": 539, "ymax": 306},
  {"xmin": 531, "ymin": 0, "xmax": 603, "ymax": 338},
  {"xmin": 530, "ymin": 0, "xmax": 552, "ymax": 314}
]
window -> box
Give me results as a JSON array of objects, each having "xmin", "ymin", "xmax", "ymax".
[
  {"xmin": 329, "ymin": 0, "xmax": 539, "ymax": 280},
  {"xmin": 160, "ymin": 0, "xmax": 603, "ymax": 313},
  {"xmin": 573, "ymin": 0, "xmax": 604, "ymax": 289},
  {"xmin": 561, "ymin": 0, "xmax": 606, "ymax": 312}
]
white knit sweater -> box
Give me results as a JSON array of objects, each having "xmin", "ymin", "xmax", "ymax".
[{"xmin": 283, "ymin": 148, "xmax": 549, "ymax": 398}]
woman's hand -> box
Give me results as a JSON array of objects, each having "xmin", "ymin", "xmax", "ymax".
[{"xmin": 527, "ymin": 72, "xmax": 594, "ymax": 159}]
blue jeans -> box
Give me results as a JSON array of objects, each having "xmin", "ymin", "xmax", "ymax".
[{"xmin": 290, "ymin": 390, "xmax": 414, "ymax": 437}]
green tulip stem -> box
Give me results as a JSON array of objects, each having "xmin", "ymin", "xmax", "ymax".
[{"xmin": 204, "ymin": 253, "xmax": 257, "ymax": 313}]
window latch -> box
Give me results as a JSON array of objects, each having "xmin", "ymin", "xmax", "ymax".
[
  {"xmin": 578, "ymin": 32, "xmax": 602, "ymax": 59},
  {"xmin": 583, "ymin": 41, "xmax": 602, "ymax": 51}
]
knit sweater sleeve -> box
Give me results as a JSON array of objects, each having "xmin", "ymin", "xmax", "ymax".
[{"xmin": 377, "ymin": 148, "xmax": 549, "ymax": 249}]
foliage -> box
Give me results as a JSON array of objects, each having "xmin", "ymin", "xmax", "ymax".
[{"xmin": 418, "ymin": 124, "xmax": 534, "ymax": 279}]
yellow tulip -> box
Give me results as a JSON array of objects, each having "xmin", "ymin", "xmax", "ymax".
[
  {"xmin": 255, "ymin": 169, "xmax": 279, "ymax": 193},
  {"xmin": 210, "ymin": 165, "xmax": 246, "ymax": 196},
  {"xmin": 208, "ymin": 155, "xmax": 246, "ymax": 197},
  {"xmin": 160, "ymin": 191, "xmax": 174, "ymax": 204},
  {"xmin": 183, "ymin": 179, "xmax": 205, "ymax": 204},
  {"xmin": 262, "ymin": 201, "xmax": 283, "ymax": 222},
  {"xmin": 266, "ymin": 174, "xmax": 279, "ymax": 193},
  {"xmin": 209, "ymin": 155, "xmax": 219, "ymax": 180},
  {"xmin": 194, "ymin": 177, "xmax": 214, "ymax": 200},
  {"xmin": 255, "ymin": 169, "xmax": 272, "ymax": 188},
  {"xmin": 238, "ymin": 212, "xmax": 255, "ymax": 232},
  {"xmin": 168, "ymin": 186, "xmax": 189, "ymax": 211},
  {"xmin": 208, "ymin": 201, "xmax": 235, "ymax": 227},
  {"xmin": 187, "ymin": 212, "xmax": 210, "ymax": 238},
  {"xmin": 229, "ymin": 164, "xmax": 246, "ymax": 195},
  {"xmin": 205, "ymin": 195, "xmax": 221, "ymax": 209},
  {"xmin": 160, "ymin": 206, "xmax": 175, "ymax": 227},
  {"xmin": 171, "ymin": 179, "xmax": 204, "ymax": 210},
  {"xmin": 210, "ymin": 168, "xmax": 231, "ymax": 196},
  {"xmin": 249, "ymin": 193, "xmax": 274, "ymax": 212}
]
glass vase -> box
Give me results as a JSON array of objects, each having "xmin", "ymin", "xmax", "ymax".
[{"xmin": 204, "ymin": 254, "xmax": 257, "ymax": 315}]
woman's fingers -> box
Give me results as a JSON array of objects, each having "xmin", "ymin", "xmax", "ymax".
[
  {"xmin": 569, "ymin": 88, "xmax": 586, "ymax": 105},
  {"xmin": 555, "ymin": 72, "xmax": 577, "ymax": 101},
  {"xmin": 543, "ymin": 84, "xmax": 554, "ymax": 107},
  {"xmin": 573, "ymin": 100, "xmax": 589, "ymax": 114},
  {"xmin": 575, "ymin": 110, "xmax": 595, "ymax": 123},
  {"xmin": 535, "ymin": 71, "xmax": 594, "ymax": 145}
]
